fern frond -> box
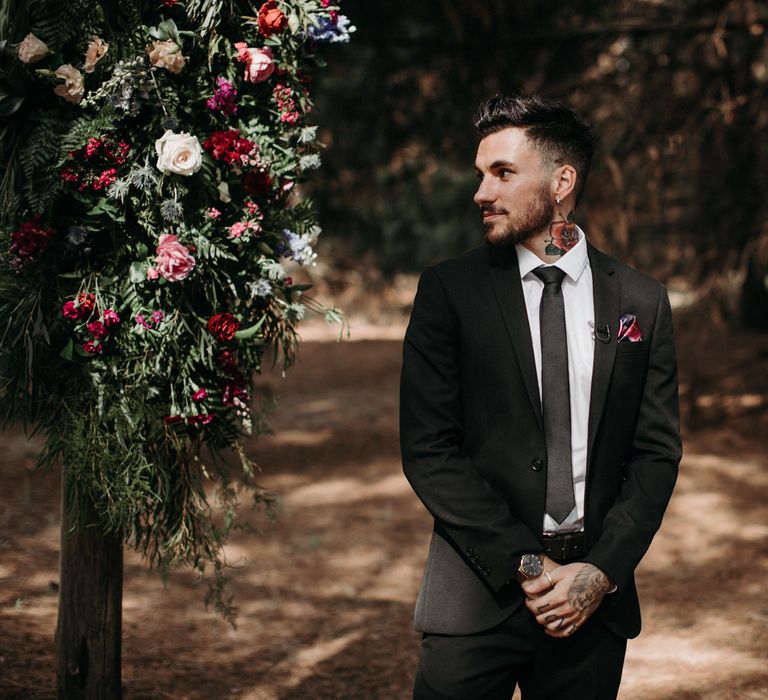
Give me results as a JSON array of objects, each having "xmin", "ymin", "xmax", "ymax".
[{"xmin": 19, "ymin": 117, "xmax": 62, "ymax": 215}]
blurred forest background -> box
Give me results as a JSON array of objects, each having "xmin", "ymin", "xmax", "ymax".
[{"xmin": 308, "ymin": 0, "xmax": 768, "ymax": 328}]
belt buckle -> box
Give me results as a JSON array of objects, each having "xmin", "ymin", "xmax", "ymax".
[{"xmin": 542, "ymin": 532, "xmax": 567, "ymax": 560}]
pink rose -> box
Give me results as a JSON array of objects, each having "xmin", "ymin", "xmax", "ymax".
[
  {"xmin": 153, "ymin": 234, "xmax": 195, "ymax": 282},
  {"xmin": 234, "ymin": 43, "xmax": 274, "ymax": 83},
  {"xmin": 146, "ymin": 267, "xmax": 159, "ymax": 280},
  {"xmin": 103, "ymin": 309, "xmax": 120, "ymax": 326}
]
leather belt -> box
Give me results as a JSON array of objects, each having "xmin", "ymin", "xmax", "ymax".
[{"xmin": 541, "ymin": 531, "xmax": 584, "ymax": 561}]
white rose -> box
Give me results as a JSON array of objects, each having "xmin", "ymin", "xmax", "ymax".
[
  {"xmin": 53, "ymin": 64, "xmax": 84, "ymax": 104},
  {"xmin": 155, "ymin": 130, "xmax": 203, "ymax": 176},
  {"xmin": 18, "ymin": 33, "xmax": 50, "ymax": 64}
]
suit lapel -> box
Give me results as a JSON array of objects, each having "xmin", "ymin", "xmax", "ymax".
[
  {"xmin": 487, "ymin": 245, "xmax": 543, "ymax": 431},
  {"xmin": 587, "ymin": 244, "xmax": 620, "ymax": 463}
]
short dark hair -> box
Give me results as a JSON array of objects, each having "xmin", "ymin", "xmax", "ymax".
[{"xmin": 473, "ymin": 93, "xmax": 595, "ymax": 203}]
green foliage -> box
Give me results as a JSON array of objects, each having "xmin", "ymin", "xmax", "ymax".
[{"xmin": 19, "ymin": 116, "xmax": 62, "ymax": 212}]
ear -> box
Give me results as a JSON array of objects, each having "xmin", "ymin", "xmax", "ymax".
[{"xmin": 552, "ymin": 164, "xmax": 577, "ymax": 203}]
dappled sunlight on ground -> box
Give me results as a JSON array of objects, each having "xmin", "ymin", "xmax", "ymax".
[{"xmin": 1, "ymin": 333, "xmax": 767, "ymax": 698}]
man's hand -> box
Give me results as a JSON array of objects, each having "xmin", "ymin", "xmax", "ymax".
[{"xmin": 522, "ymin": 561, "xmax": 612, "ymax": 638}]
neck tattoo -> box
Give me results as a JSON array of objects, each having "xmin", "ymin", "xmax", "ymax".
[{"xmin": 544, "ymin": 218, "xmax": 579, "ymax": 257}]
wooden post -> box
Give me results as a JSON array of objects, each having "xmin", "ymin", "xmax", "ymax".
[{"xmin": 55, "ymin": 469, "xmax": 123, "ymax": 700}]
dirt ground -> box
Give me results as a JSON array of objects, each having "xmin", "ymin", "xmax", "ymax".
[{"xmin": 1, "ymin": 306, "xmax": 768, "ymax": 699}]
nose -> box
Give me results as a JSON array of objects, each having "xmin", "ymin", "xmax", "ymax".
[{"xmin": 474, "ymin": 176, "xmax": 494, "ymax": 206}]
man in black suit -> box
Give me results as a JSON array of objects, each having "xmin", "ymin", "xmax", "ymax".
[{"xmin": 400, "ymin": 94, "xmax": 681, "ymax": 699}]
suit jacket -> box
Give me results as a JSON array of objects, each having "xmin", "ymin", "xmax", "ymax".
[{"xmin": 399, "ymin": 242, "xmax": 681, "ymax": 640}]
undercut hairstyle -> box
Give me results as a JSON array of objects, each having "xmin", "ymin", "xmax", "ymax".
[{"xmin": 473, "ymin": 94, "xmax": 595, "ymax": 204}]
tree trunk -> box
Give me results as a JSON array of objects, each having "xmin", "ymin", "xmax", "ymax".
[{"xmin": 55, "ymin": 468, "xmax": 123, "ymax": 700}]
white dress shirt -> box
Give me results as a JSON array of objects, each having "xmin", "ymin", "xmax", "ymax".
[{"xmin": 515, "ymin": 228, "xmax": 594, "ymax": 534}]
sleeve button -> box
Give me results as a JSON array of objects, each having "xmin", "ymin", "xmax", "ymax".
[{"xmin": 531, "ymin": 458, "xmax": 544, "ymax": 471}]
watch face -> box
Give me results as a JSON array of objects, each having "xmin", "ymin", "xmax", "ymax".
[{"xmin": 521, "ymin": 554, "xmax": 543, "ymax": 578}]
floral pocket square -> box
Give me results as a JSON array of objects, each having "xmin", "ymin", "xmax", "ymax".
[{"xmin": 617, "ymin": 313, "xmax": 643, "ymax": 343}]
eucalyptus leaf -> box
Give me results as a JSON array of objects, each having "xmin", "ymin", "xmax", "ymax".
[{"xmin": 234, "ymin": 315, "xmax": 266, "ymax": 339}]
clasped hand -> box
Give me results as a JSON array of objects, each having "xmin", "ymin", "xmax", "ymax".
[{"xmin": 522, "ymin": 559, "xmax": 612, "ymax": 638}]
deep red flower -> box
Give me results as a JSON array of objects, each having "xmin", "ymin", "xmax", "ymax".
[
  {"xmin": 8, "ymin": 216, "xmax": 55, "ymax": 270},
  {"xmin": 218, "ymin": 350, "xmax": 237, "ymax": 369},
  {"xmin": 62, "ymin": 301, "xmax": 80, "ymax": 320},
  {"xmin": 82, "ymin": 340, "xmax": 103, "ymax": 354},
  {"xmin": 192, "ymin": 388, "xmax": 208, "ymax": 402},
  {"xmin": 61, "ymin": 136, "xmax": 131, "ymax": 193},
  {"xmin": 87, "ymin": 320, "xmax": 108, "ymax": 339},
  {"xmin": 242, "ymin": 169, "xmax": 273, "ymax": 198},
  {"xmin": 77, "ymin": 292, "xmax": 96, "ymax": 316},
  {"xmin": 257, "ymin": 0, "xmax": 287, "ymax": 37},
  {"xmin": 202, "ymin": 129, "xmax": 259, "ymax": 168},
  {"xmin": 223, "ymin": 382, "xmax": 248, "ymax": 407},
  {"xmin": 187, "ymin": 413, "xmax": 214, "ymax": 425},
  {"xmin": 207, "ymin": 312, "xmax": 239, "ymax": 342},
  {"xmin": 103, "ymin": 309, "xmax": 121, "ymax": 326}
]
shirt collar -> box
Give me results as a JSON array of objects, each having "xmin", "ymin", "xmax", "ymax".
[{"xmin": 516, "ymin": 225, "xmax": 588, "ymax": 283}]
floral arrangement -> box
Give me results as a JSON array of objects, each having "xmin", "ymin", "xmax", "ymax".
[{"xmin": 0, "ymin": 0, "xmax": 352, "ymax": 619}]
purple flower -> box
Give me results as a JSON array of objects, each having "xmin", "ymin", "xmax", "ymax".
[{"xmin": 206, "ymin": 77, "xmax": 238, "ymax": 116}]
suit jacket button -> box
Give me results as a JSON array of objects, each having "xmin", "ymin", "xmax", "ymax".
[{"xmin": 531, "ymin": 458, "xmax": 544, "ymax": 471}]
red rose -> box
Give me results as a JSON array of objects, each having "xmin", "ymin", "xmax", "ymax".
[
  {"xmin": 192, "ymin": 388, "xmax": 208, "ymax": 402},
  {"xmin": 207, "ymin": 312, "xmax": 239, "ymax": 342},
  {"xmin": 258, "ymin": 0, "xmax": 287, "ymax": 36}
]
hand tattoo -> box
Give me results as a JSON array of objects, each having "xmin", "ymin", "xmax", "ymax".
[{"xmin": 567, "ymin": 564, "xmax": 608, "ymax": 613}]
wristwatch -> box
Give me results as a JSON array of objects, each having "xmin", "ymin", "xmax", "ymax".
[{"xmin": 514, "ymin": 553, "xmax": 544, "ymax": 582}]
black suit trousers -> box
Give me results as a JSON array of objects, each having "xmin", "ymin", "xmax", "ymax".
[{"xmin": 414, "ymin": 602, "xmax": 626, "ymax": 700}]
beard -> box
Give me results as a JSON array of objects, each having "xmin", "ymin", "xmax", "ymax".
[{"xmin": 483, "ymin": 182, "xmax": 554, "ymax": 247}]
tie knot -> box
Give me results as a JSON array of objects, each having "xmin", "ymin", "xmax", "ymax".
[{"xmin": 532, "ymin": 266, "xmax": 566, "ymax": 287}]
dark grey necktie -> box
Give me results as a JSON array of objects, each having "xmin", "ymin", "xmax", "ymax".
[{"xmin": 532, "ymin": 266, "xmax": 575, "ymax": 524}]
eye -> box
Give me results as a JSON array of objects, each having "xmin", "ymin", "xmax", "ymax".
[{"xmin": 499, "ymin": 168, "xmax": 513, "ymax": 178}]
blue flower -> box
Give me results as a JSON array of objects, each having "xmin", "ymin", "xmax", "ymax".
[
  {"xmin": 281, "ymin": 229, "xmax": 317, "ymax": 266},
  {"xmin": 307, "ymin": 14, "xmax": 355, "ymax": 44}
]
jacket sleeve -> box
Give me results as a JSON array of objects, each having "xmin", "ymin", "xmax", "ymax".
[
  {"xmin": 400, "ymin": 266, "xmax": 543, "ymax": 592},
  {"xmin": 583, "ymin": 287, "xmax": 682, "ymax": 590}
]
